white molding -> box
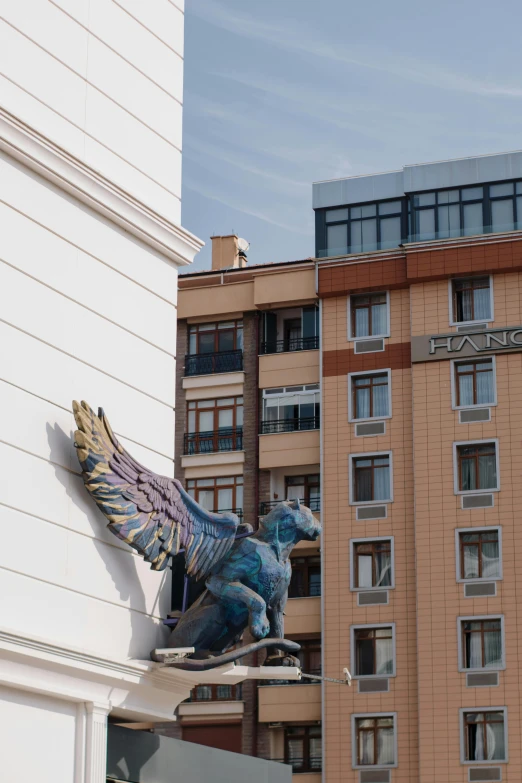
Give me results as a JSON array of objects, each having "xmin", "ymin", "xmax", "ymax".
[
  {"xmin": 453, "ymin": 438, "xmax": 500, "ymax": 495},
  {"xmin": 348, "ymin": 290, "xmax": 391, "ymax": 341},
  {"xmin": 457, "ymin": 615, "xmax": 505, "ymax": 672},
  {"xmin": 85, "ymin": 702, "xmax": 111, "ymax": 783},
  {"xmin": 350, "ymin": 623, "xmax": 396, "ymax": 679},
  {"xmin": 350, "ymin": 536, "xmax": 395, "ymax": 591},
  {"xmin": 349, "ymin": 451, "xmax": 393, "ymax": 505},
  {"xmin": 448, "ymin": 275, "xmax": 494, "ymax": 327},
  {"xmin": 450, "ymin": 355, "xmax": 498, "ymax": 410},
  {"xmin": 348, "ymin": 368, "xmax": 392, "ymax": 422},
  {"xmin": 455, "ymin": 526, "xmax": 503, "ymax": 583},
  {"xmin": 0, "ymin": 107, "xmax": 203, "ymax": 267}
]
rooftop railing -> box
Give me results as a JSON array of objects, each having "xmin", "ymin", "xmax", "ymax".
[
  {"xmin": 184, "ymin": 349, "xmax": 243, "ymax": 376},
  {"xmin": 184, "ymin": 427, "xmax": 243, "ymax": 455}
]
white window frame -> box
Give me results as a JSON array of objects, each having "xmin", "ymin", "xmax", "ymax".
[
  {"xmin": 350, "ymin": 623, "xmax": 396, "ymax": 679},
  {"xmin": 350, "ymin": 536, "xmax": 395, "ymax": 592},
  {"xmin": 457, "ymin": 614, "xmax": 505, "ymax": 672},
  {"xmin": 349, "ymin": 451, "xmax": 393, "ymax": 506},
  {"xmin": 459, "ymin": 707, "xmax": 508, "ymax": 765},
  {"xmin": 455, "ymin": 526, "xmax": 503, "ymax": 583},
  {"xmin": 348, "ymin": 290, "xmax": 391, "ymax": 341},
  {"xmin": 348, "ymin": 369, "xmax": 392, "ymax": 422},
  {"xmin": 351, "ymin": 712, "xmax": 398, "ymax": 769},
  {"xmin": 450, "ymin": 355, "xmax": 497, "ymax": 410},
  {"xmin": 449, "ymin": 275, "xmax": 494, "ymax": 327},
  {"xmin": 452, "ymin": 439, "xmax": 500, "ymax": 495}
]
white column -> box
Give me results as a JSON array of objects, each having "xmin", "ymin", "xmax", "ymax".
[{"xmin": 85, "ymin": 701, "xmax": 111, "ymax": 783}]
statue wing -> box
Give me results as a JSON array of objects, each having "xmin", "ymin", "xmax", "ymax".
[{"xmin": 72, "ymin": 401, "xmax": 239, "ymax": 578}]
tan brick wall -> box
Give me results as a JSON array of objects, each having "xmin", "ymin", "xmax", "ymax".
[{"xmin": 322, "ymin": 289, "xmax": 418, "ymax": 782}]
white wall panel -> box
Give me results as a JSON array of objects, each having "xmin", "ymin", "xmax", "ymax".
[
  {"xmin": 0, "ymin": 262, "xmax": 175, "ymax": 405},
  {"xmin": 114, "ymin": 0, "xmax": 185, "ymax": 57},
  {"xmin": 0, "ymin": 686, "xmax": 77, "ymax": 783},
  {"xmin": 0, "ymin": 153, "xmax": 180, "ymax": 303},
  {"xmin": 0, "ymin": 323, "xmax": 175, "ymax": 456},
  {"xmin": 0, "ymin": 202, "xmax": 177, "ymax": 354},
  {"xmin": 0, "ymin": 567, "xmax": 167, "ymax": 659},
  {"xmin": 0, "ymin": 506, "xmax": 170, "ymax": 618},
  {"xmin": 86, "ymin": 36, "xmax": 182, "ymax": 147}
]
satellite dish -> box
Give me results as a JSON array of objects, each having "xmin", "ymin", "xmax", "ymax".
[{"xmin": 237, "ymin": 237, "xmax": 250, "ymax": 253}]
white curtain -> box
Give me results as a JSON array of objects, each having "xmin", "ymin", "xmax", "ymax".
[
  {"xmin": 467, "ymin": 633, "xmax": 483, "ymax": 669},
  {"xmin": 484, "ymin": 630, "xmax": 502, "ymax": 668},
  {"xmin": 482, "ymin": 542, "xmax": 500, "ymax": 578},
  {"xmin": 355, "ymin": 308, "xmax": 370, "ymax": 337},
  {"xmin": 478, "ymin": 454, "xmax": 496, "ymax": 489},
  {"xmin": 377, "ymin": 728, "xmax": 394, "ymax": 765},
  {"xmin": 476, "ymin": 369, "xmax": 494, "ymax": 404},
  {"xmin": 458, "ymin": 375, "xmax": 474, "ymax": 406},
  {"xmin": 488, "ymin": 722, "xmax": 505, "ymax": 760},
  {"xmin": 358, "ymin": 555, "xmax": 373, "ymax": 588},
  {"xmin": 376, "ymin": 638, "xmax": 393, "ymax": 674},
  {"xmin": 374, "ymin": 466, "xmax": 390, "ymax": 500},
  {"xmin": 373, "ymin": 384, "xmax": 389, "ymax": 417},
  {"xmin": 474, "ymin": 287, "xmax": 491, "ymax": 320},
  {"xmin": 463, "ymin": 546, "xmax": 479, "ymax": 578},
  {"xmin": 371, "ymin": 303, "xmax": 387, "ymax": 335},
  {"xmin": 356, "ymin": 388, "xmax": 370, "ymax": 418},
  {"xmin": 359, "ymin": 732, "xmax": 374, "ymax": 765},
  {"xmin": 376, "ymin": 551, "xmax": 392, "ymax": 586}
]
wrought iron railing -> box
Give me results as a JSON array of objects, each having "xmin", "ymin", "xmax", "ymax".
[
  {"xmin": 184, "ymin": 349, "xmax": 243, "ymax": 376},
  {"xmin": 260, "ymin": 416, "xmax": 320, "ymax": 434},
  {"xmin": 260, "ymin": 336, "xmax": 319, "ymax": 354},
  {"xmin": 184, "ymin": 427, "xmax": 243, "ymax": 455},
  {"xmin": 271, "ymin": 757, "xmax": 322, "ymax": 773},
  {"xmin": 189, "ymin": 683, "xmax": 242, "ymax": 701},
  {"xmin": 259, "ymin": 497, "xmax": 320, "ymax": 515}
]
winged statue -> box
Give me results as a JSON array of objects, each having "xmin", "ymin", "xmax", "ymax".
[{"xmin": 73, "ymin": 401, "xmax": 321, "ymax": 669}]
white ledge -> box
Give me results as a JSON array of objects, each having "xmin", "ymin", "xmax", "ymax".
[{"xmin": 0, "ymin": 107, "xmax": 204, "ymax": 267}]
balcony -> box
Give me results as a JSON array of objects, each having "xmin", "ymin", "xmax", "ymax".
[
  {"xmin": 184, "ymin": 427, "xmax": 243, "ymax": 455},
  {"xmin": 261, "ymin": 668, "xmax": 321, "ymax": 687},
  {"xmin": 258, "ymin": 682, "xmax": 321, "ymax": 723},
  {"xmin": 184, "ymin": 349, "xmax": 243, "ymax": 377},
  {"xmin": 260, "ymin": 497, "xmax": 320, "ymax": 515},
  {"xmin": 260, "ymin": 416, "xmax": 320, "ymax": 435},
  {"xmin": 260, "ymin": 336, "xmax": 319, "ymax": 355},
  {"xmin": 285, "ymin": 596, "xmax": 321, "ymax": 635},
  {"xmin": 272, "ymin": 759, "xmax": 322, "ymax": 775}
]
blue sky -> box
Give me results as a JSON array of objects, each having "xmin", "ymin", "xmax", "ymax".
[{"xmin": 181, "ymin": 0, "xmax": 522, "ymax": 272}]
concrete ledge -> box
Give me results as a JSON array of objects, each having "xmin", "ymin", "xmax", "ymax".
[
  {"xmin": 182, "ymin": 372, "xmax": 245, "ymax": 395},
  {"xmin": 178, "ymin": 701, "xmax": 245, "ymax": 718},
  {"xmin": 181, "ymin": 451, "xmax": 245, "ymax": 477}
]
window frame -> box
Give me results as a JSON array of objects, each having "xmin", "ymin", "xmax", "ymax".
[
  {"xmin": 188, "ymin": 320, "xmax": 244, "ymax": 354},
  {"xmin": 453, "ymin": 439, "xmax": 500, "ymax": 495},
  {"xmin": 350, "ymin": 536, "xmax": 395, "ymax": 592},
  {"xmin": 350, "ymin": 623, "xmax": 396, "ymax": 680},
  {"xmin": 284, "ymin": 724, "xmax": 322, "ymax": 773},
  {"xmin": 457, "ymin": 615, "xmax": 505, "ymax": 672},
  {"xmin": 348, "ymin": 369, "xmax": 392, "ymax": 422},
  {"xmin": 191, "ymin": 683, "xmax": 242, "ymax": 701},
  {"xmin": 320, "ymin": 199, "xmax": 406, "ymax": 259},
  {"xmin": 351, "ymin": 712, "xmax": 398, "ymax": 770},
  {"xmin": 349, "ymin": 451, "xmax": 394, "ymax": 506},
  {"xmin": 288, "ymin": 555, "xmax": 321, "ymax": 599},
  {"xmin": 187, "ymin": 396, "xmax": 244, "ymax": 432},
  {"xmin": 348, "ymin": 291, "xmax": 391, "ymax": 341},
  {"xmin": 448, "ymin": 276, "xmax": 494, "ymax": 327},
  {"xmin": 455, "ymin": 526, "xmax": 503, "ymax": 583},
  {"xmin": 186, "ymin": 476, "xmax": 244, "ymax": 514},
  {"xmin": 450, "ymin": 356, "xmax": 497, "ymax": 410},
  {"xmin": 459, "ymin": 707, "xmax": 508, "ymax": 765}
]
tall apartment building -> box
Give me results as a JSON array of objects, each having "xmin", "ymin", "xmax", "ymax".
[
  {"xmin": 315, "ymin": 151, "xmax": 522, "ymax": 783},
  {"xmin": 173, "ymin": 236, "xmax": 322, "ymax": 781}
]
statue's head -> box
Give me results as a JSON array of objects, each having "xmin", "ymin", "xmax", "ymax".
[{"xmin": 259, "ymin": 499, "xmax": 321, "ymax": 545}]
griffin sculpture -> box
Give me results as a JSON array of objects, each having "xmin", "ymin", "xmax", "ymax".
[{"xmin": 73, "ymin": 401, "xmax": 321, "ymax": 668}]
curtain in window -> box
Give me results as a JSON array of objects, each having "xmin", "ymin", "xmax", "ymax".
[
  {"xmin": 373, "ymin": 384, "xmax": 389, "ymax": 417},
  {"xmin": 377, "ymin": 728, "xmax": 394, "ymax": 765},
  {"xmin": 358, "ymin": 555, "xmax": 373, "ymax": 587},
  {"xmin": 459, "ymin": 289, "xmax": 474, "ymax": 322},
  {"xmin": 359, "ymin": 732, "xmax": 374, "ymax": 764},
  {"xmin": 476, "ymin": 368, "xmax": 493, "ymax": 404},
  {"xmin": 478, "ymin": 453, "xmax": 496, "ymax": 489},
  {"xmin": 310, "ymin": 737, "xmax": 322, "ymax": 769},
  {"xmin": 471, "ymin": 721, "xmax": 485, "ymax": 760},
  {"xmin": 488, "ymin": 721, "xmax": 505, "ymax": 760},
  {"xmin": 482, "ymin": 541, "xmax": 500, "ymax": 578},
  {"xmin": 355, "ymin": 308, "xmax": 370, "ymax": 337},
  {"xmin": 374, "ymin": 466, "xmax": 390, "ymax": 500},
  {"xmin": 474, "ymin": 287, "xmax": 491, "ymax": 320},
  {"xmin": 287, "ymin": 738, "xmax": 303, "ymax": 766},
  {"xmin": 467, "ymin": 632, "xmax": 483, "ymax": 669},
  {"xmin": 463, "ymin": 546, "xmax": 479, "ymax": 578},
  {"xmin": 484, "ymin": 629, "xmax": 502, "ymax": 668},
  {"xmin": 356, "ymin": 388, "xmax": 370, "ymax": 419},
  {"xmin": 376, "ymin": 638, "xmax": 393, "ymax": 674},
  {"xmin": 375, "ymin": 550, "xmax": 392, "ymax": 586},
  {"xmin": 371, "ymin": 303, "xmax": 387, "ymax": 335},
  {"xmin": 458, "ymin": 375, "xmax": 474, "ymax": 406},
  {"xmin": 355, "ymin": 470, "xmax": 372, "ymax": 502}
]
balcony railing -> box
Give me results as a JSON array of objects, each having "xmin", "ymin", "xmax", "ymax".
[
  {"xmin": 260, "ymin": 336, "xmax": 319, "ymax": 354},
  {"xmin": 260, "ymin": 497, "xmax": 320, "ymax": 515},
  {"xmin": 260, "ymin": 416, "xmax": 320, "ymax": 435},
  {"xmin": 272, "ymin": 758, "xmax": 322, "ymax": 773},
  {"xmin": 189, "ymin": 683, "xmax": 242, "ymax": 701},
  {"xmin": 184, "ymin": 427, "xmax": 243, "ymax": 455},
  {"xmin": 184, "ymin": 349, "xmax": 243, "ymax": 377}
]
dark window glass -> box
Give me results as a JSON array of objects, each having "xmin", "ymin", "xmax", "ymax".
[
  {"xmin": 354, "ymin": 540, "xmax": 392, "ymax": 588},
  {"xmin": 457, "ymin": 443, "xmax": 497, "ymax": 492},
  {"xmin": 354, "ymin": 628, "xmax": 394, "ymax": 676},
  {"xmin": 289, "ymin": 556, "xmax": 321, "ymax": 598},
  {"xmin": 356, "ymin": 717, "xmax": 395, "ymax": 766},
  {"xmin": 462, "ymin": 619, "xmax": 502, "ymax": 669},
  {"xmin": 353, "ymin": 455, "xmax": 391, "ymax": 502},
  {"xmin": 455, "ymin": 360, "xmax": 494, "ymax": 407},
  {"xmin": 460, "ymin": 530, "xmax": 500, "ymax": 580},
  {"xmin": 463, "ymin": 711, "xmax": 506, "ymax": 762},
  {"xmin": 452, "ymin": 277, "xmax": 491, "ymax": 323},
  {"xmin": 285, "ymin": 726, "xmax": 322, "ymax": 772}
]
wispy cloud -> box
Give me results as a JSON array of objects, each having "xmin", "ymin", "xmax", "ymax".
[{"xmin": 189, "ymin": 0, "xmax": 522, "ymax": 99}]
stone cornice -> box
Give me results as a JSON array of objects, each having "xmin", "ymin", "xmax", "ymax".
[{"xmin": 0, "ymin": 106, "xmax": 203, "ymax": 266}]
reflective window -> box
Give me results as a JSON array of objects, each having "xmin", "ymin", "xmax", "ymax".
[
  {"xmin": 322, "ymin": 200, "xmax": 404, "ymax": 256},
  {"xmin": 452, "ymin": 277, "xmax": 492, "ymax": 323},
  {"xmin": 454, "ymin": 359, "xmax": 494, "ymax": 407},
  {"xmin": 459, "ymin": 529, "xmax": 500, "ymax": 580},
  {"xmin": 356, "ymin": 716, "xmax": 395, "ymax": 766}
]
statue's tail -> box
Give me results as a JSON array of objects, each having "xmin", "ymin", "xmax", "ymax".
[{"xmin": 152, "ymin": 638, "xmax": 300, "ymax": 670}]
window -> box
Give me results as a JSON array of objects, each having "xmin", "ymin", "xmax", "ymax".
[
  {"xmin": 351, "ymin": 538, "xmax": 394, "ymax": 590},
  {"xmin": 260, "ymin": 306, "xmax": 319, "ymax": 354},
  {"xmin": 289, "ymin": 556, "xmax": 321, "ymax": 598},
  {"xmin": 353, "ymin": 714, "xmax": 396, "ymax": 768},
  {"xmin": 285, "ymin": 474, "xmax": 320, "ymax": 512},
  {"xmin": 412, "ymin": 187, "xmax": 485, "ymax": 242},
  {"xmin": 451, "ymin": 277, "xmax": 493, "ymax": 324},
  {"xmin": 490, "ymin": 181, "xmax": 522, "ymax": 232},
  {"xmin": 351, "ymin": 453, "xmax": 392, "ymax": 504},
  {"xmin": 297, "ymin": 639, "xmax": 321, "ymax": 677},
  {"xmin": 459, "ymin": 617, "xmax": 504, "ymax": 671},
  {"xmin": 186, "ymin": 476, "xmax": 243, "ymax": 516},
  {"xmin": 352, "ymin": 626, "xmax": 395, "ymax": 677},
  {"xmin": 188, "ymin": 320, "xmax": 243, "ymax": 354},
  {"xmin": 191, "ymin": 684, "xmax": 242, "ymax": 701},
  {"xmin": 321, "ymin": 200, "xmax": 404, "ymax": 258},
  {"xmin": 185, "ymin": 397, "xmax": 243, "ymax": 454},
  {"xmin": 285, "ymin": 725, "xmax": 322, "ymax": 773},
  {"xmin": 461, "ymin": 709, "xmax": 507, "ymax": 763},
  {"xmin": 349, "ymin": 370, "xmax": 391, "ymax": 421},
  {"xmin": 350, "ymin": 293, "xmax": 389, "ymax": 339},
  {"xmin": 455, "ymin": 441, "xmax": 499, "ymax": 494},
  {"xmin": 457, "ymin": 528, "xmax": 502, "ymax": 581},
  {"xmin": 261, "ymin": 385, "xmax": 320, "ymax": 434},
  {"xmin": 453, "ymin": 358, "xmax": 495, "ymax": 409}
]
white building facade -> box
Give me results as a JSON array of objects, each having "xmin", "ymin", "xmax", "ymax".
[{"xmin": 0, "ymin": 2, "xmax": 204, "ymax": 781}]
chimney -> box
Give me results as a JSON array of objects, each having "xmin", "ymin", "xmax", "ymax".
[{"xmin": 211, "ymin": 235, "xmax": 248, "ymax": 271}]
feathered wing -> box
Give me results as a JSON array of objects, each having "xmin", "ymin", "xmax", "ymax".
[{"xmin": 72, "ymin": 401, "xmax": 239, "ymax": 578}]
